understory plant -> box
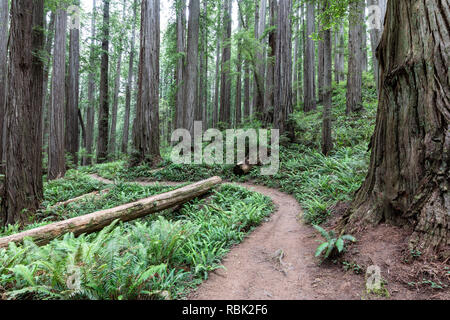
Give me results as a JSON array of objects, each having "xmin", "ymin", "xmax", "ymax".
[{"xmin": 313, "ymin": 225, "xmax": 356, "ymax": 263}]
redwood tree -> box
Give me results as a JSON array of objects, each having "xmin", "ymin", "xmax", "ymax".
[
  {"xmin": 183, "ymin": 0, "xmax": 200, "ymax": 136},
  {"xmin": 48, "ymin": 8, "xmax": 67, "ymax": 180},
  {"xmin": 1, "ymin": 0, "xmax": 45, "ymax": 225},
  {"xmin": 304, "ymin": 0, "xmax": 316, "ymax": 112},
  {"xmin": 346, "ymin": 0, "xmax": 364, "ymax": 114},
  {"xmin": 0, "ymin": 0, "xmax": 8, "ymax": 173},
  {"xmin": 96, "ymin": 0, "xmax": 110, "ymax": 164},
  {"xmin": 342, "ymin": 0, "xmax": 449, "ymax": 257},
  {"xmin": 65, "ymin": 0, "xmax": 81, "ymax": 167},
  {"xmin": 131, "ymin": 0, "xmax": 161, "ymax": 166}
]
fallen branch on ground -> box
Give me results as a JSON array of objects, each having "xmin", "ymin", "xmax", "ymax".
[{"xmin": 0, "ymin": 176, "xmax": 222, "ymax": 249}]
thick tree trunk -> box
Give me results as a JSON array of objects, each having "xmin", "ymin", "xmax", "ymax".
[
  {"xmin": 321, "ymin": 1, "xmax": 333, "ymax": 156},
  {"xmin": 0, "ymin": 177, "xmax": 222, "ymax": 248},
  {"xmin": 346, "ymin": 0, "xmax": 365, "ymax": 114},
  {"xmin": 175, "ymin": 0, "xmax": 186, "ymax": 130},
  {"xmin": 253, "ymin": 0, "xmax": 267, "ymax": 120},
  {"xmin": 131, "ymin": 0, "xmax": 161, "ymax": 166},
  {"xmin": 48, "ymin": 8, "xmax": 67, "ymax": 180},
  {"xmin": 108, "ymin": 0, "xmax": 127, "ymax": 160},
  {"xmin": 65, "ymin": 2, "xmax": 80, "ymax": 168},
  {"xmin": 84, "ymin": 0, "xmax": 97, "ymax": 166},
  {"xmin": 96, "ymin": 0, "xmax": 110, "ymax": 164},
  {"xmin": 304, "ymin": 0, "xmax": 316, "ymax": 112},
  {"xmin": 342, "ymin": 0, "xmax": 450, "ymax": 257},
  {"xmin": 121, "ymin": 0, "xmax": 137, "ymax": 155},
  {"xmin": 219, "ymin": 0, "xmax": 232, "ymax": 127},
  {"xmin": 1, "ymin": 0, "xmax": 45, "ymax": 225},
  {"xmin": 0, "ymin": 0, "xmax": 8, "ymax": 175},
  {"xmin": 183, "ymin": 0, "xmax": 200, "ymax": 137}
]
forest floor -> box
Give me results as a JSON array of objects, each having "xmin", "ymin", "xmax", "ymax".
[{"xmin": 89, "ymin": 175, "xmax": 449, "ymax": 300}]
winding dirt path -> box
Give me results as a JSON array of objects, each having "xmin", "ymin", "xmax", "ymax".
[{"xmin": 88, "ymin": 174, "xmax": 366, "ymax": 300}]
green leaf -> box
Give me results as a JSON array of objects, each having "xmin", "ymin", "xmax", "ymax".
[
  {"xmin": 313, "ymin": 225, "xmax": 331, "ymax": 241},
  {"xmin": 336, "ymin": 238, "xmax": 344, "ymax": 252},
  {"xmin": 324, "ymin": 239, "xmax": 336, "ymax": 259},
  {"xmin": 315, "ymin": 242, "xmax": 329, "ymax": 257},
  {"xmin": 341, "ymin": 235, "xmax": 356, "ymax": 242}
]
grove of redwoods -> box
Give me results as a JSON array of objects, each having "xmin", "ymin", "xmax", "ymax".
[{"xmin": 0, "ymin": 0, "xmax": 448, "ymax": 298}]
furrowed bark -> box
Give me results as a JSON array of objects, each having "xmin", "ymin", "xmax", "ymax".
[
  {"xmin": 342, "ymin": 0, "xmax": 450, "ymax": 258},
  {"xmin": 0, "ymin": 0, "xmax": 9, "ymax": 174},
  {"xmin": 96, "ymin": 0, "xmax": 110, "ymax": 164}
]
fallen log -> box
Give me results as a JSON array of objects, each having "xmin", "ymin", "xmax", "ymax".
[{"xmin": 0, "ymin": 176, "xmax": 222, "ymax": 249}]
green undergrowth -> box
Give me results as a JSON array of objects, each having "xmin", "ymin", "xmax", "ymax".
[
  {"xmin": 84, "ymin": 78, "xmax": 378, "ymax": 225},
  {"xmin": 0, "ymin": 178, "xmax": 273, "ymax": 300}
]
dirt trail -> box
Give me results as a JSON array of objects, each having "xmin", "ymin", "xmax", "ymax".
[{"xmin": 89, "ymin": 174, "xmax": 369, "ymax": 300}]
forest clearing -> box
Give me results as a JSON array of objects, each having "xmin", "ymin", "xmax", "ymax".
[{"xmin": 0, "ymin": 0, "xmax": 448, "ymax": 303}]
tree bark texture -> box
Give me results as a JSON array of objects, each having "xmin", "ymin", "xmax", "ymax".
[
  {"xmin": 343, "ymin": 0, "xmax": 450, "ymax": 257},
  {"xmin": 1, "ymin": 0, "xmax": 45, "ymax": 225}
]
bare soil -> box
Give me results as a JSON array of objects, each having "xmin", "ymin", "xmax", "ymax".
[{"xmin": 89, "ymin": 175, "xmax": 449, "ymax": 300}]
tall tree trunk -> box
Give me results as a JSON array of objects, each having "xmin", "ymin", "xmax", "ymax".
[
  {"xmin": 244, "ymin": 61, "xmax": 250, "ymax": 121},
  {"xmin": 333, "ymin": 24, "xmax": 344, "ymax": 83},
  {"xmin": 96, "ymin": 0, "xmax": 110, "ymax": 164},
  {"xmin": 131, "ymin": 0, "xmax": 161, "ymax": 166},
  {"xmin": 122, "ymin": 0, "xmax": 137, "ymax": 154},
  {"xmin": 65, "ymin": 0, "xmax": 80, "ymax": 167},
  {"xmin": 213, "ymin": 28, "xmax": 221, "ymax": 128},
  {"xmin": 367, "ymin": 0, "xmax": 386, "ymax": 94},
  {"xmin": 253, "ymin": 0, "xmax": 267, "ymax": 120},
  {"xmin": 84, "ymin": 0, "xmax": 97, "ymax": 165},
  {"xmin": 219, "ymin": 0, "xmax": 232, "ymax": 127},
  {"xmin": 273, "ymin": 0, "xmax": 292, "ymax": 136},
  {"xmin": 175, "ymin": 0, "xmax": 186, "ymax": 130},
  {"xmin": 321, "ymin": 1, "xmax": 333, "ymax": 156},
  {"xmin": 346, "ymin": 0, "xmax": 365, "ymax": 114},
  {"xmin": 264, "ymin": 0, "xmax": 277, "ymax": 125},
  {"xmin": 212, "ymin": 1, "xmax": 223, "ymax": 129},
  {"xmin": 235, "ymin": 7, "xmax": 243, "ymax": 127},
  {"xmin": 293, "ymin": 7, "xmax": 299, "ymax": 109},
  {"xmin": 1, "ymin": 0, "xmax": 45, "ymax": 225},
  {"xmin": 108, "ymin": 0, "xmax": 127, "ymax": 160},
  {"xmin": 183, "ymin": 0, "xmax": 200, "ymax": 137},
  {"xmin": 362, "ymin": 22, "xmax": 368, "ymax": 72},
  {"xmin": 317, "ymin": 3, "xmax": 324, "ymax": 103},
  {"xmin": 202, "ymin": 0, "xmax": 208, "ymax": 129},
  {"xmin": 48, "ymin": 8, "xmax": 67, "ymax": 180},
  {"xmin": 304, "ymin": 0, "xmax": 316, "ymax": 112},
  {"xmin": 342, "ymin": 0, "xmax": 450, "ymax": 257},
  {"xmin": 0, "ymin": 0, "xmax": 8, "ymax": 174},
  {"xmin": 199, "ymin": 0, "xmax": 208, "ymax": 129},
  {"xmin": 42, "ymin": 12, "xmax": 55, "ymax": 163}
]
